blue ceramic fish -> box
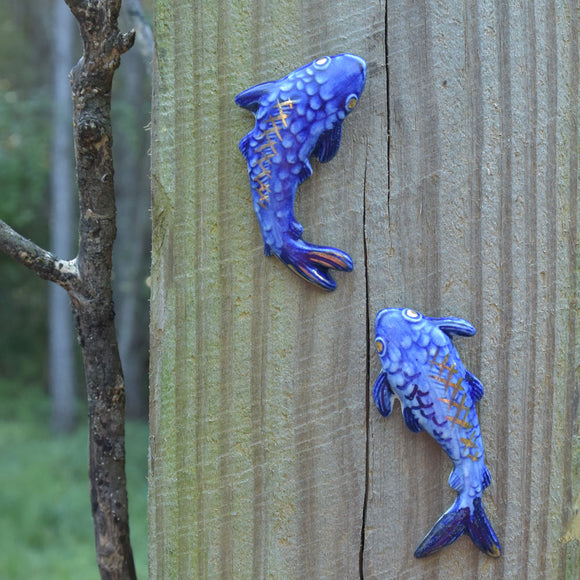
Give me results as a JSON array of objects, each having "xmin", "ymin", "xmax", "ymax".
[
  {"xmin": 373, "ymin": 308, "xmax": 501, "ymax": 558},
  {"xmin": 236, "ymin": 54, "xmax": 366, "ymax": 291}
]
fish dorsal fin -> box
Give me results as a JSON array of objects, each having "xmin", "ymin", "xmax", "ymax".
[
  {"xmin": 436, "ymin": 316, "xmax": 476, "ymax": 338},
  {"xmin": 235, "ymin": 80, "xmax": 277, "ymax": 113},
  {"xmin": 465, "ymin": 370, "xmax": 484, "ymax": 402},
  {"xmin": 313, "ymin": 122, "xmax": 343, "ymax": 163}
]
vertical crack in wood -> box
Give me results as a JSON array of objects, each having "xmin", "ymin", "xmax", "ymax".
[
  {"xmin": 359, "ymin": 148, "xmax": 370, "ymax": 580},
  {"xmin": 359, "ymin": 7, "xmax": 391, "ymax": 577},
  {"xmin": 385, "ymin": 2, "xmax": 391, "ymax": 226}
]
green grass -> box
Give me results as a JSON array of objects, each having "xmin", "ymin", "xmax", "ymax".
[{"xmin": 0, "ymin": 381, "xmax": 148, "ymax": 579}]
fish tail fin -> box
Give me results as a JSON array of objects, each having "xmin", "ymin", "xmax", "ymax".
[
  {"xmin": 414, "ymin": 500, "xmax": 469, "ymax": 558},
  {"xmin": 279, "ymin": 240, "xmax": 353, "ymax": 291},
  {"xmin": 466, "ymin": 497, "xmax": 502, "ymax": 557},
  {"xmin": 414, "ymin": 497, "xmax": 501, "ymax": 558}
]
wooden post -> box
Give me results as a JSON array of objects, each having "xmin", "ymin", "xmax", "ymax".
[{"xmin": 149, "ymin": 1, "xmax": 579, "ymax": 577}]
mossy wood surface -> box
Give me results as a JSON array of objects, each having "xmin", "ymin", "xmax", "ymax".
[{"xmin": 149, "ymin": 1, "xmax": 579, "ymax": 577}]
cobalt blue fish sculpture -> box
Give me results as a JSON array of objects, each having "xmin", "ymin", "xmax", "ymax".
[
  {"xmin": 236, "ymin": 54, "xmax": 366, "ymax": 291},
  {"xmin": 373, "ymin": 308, "xmax": 501, "ymax": 558}
]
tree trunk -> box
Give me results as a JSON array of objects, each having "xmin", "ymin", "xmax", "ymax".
[
  {"xmin": 49, "ymin": 0, "xmax": 77, "ymax": 433},
  {"xmin": 149, "ymin": 1, "xmax": 579, "ymax": 578},
  {"xmin": 65, "ymin": 0, "xmax": 137, "ymax": 575}
]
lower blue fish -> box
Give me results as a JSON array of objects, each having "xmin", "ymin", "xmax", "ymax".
[
  {"xmin": 373, "ymin": 307, "xmax": 501, "ymax": 558},
  {"xmin": 236, "ymin": 54, "xmax": 366, "ymax": 291}
]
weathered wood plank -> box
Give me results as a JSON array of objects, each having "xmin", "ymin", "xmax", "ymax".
[
  {"xmin": 149, "ymin": 1, "xmax": 579, "ymax": 578},
  {"xmin": 364, "ymin": 1, "xmax": 579, "ymax": 578},
  {"xmin": 150, "ymin": 1, "xmax": 383, "ymax": 578}
]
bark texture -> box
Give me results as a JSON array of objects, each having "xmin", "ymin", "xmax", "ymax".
[{"xmin": 64, "ymin": 1, "xmax": 136, "ymax": 577}]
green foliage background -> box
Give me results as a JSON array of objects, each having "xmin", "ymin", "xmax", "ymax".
[
  {"xmin": 0, "ymin": 380, "xmax": 148, "ymax": 579},
  {"xmin": 0, "ymin": 1, "xmax": 151, "ymax": 576},
  {"xmin": 0, "ymin": 3, "xmax": 52, "ymax": 381}
]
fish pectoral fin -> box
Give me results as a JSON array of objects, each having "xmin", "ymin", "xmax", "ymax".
[
  {"xmin": 436, "ymin": 316, "xmax": 477, "ymax": 338},
  {"xmin": 373, "ymin": 372, "xmax": 394, "ymax": 418},
  {"xmin": 448, "ymin": 468, "xmax": 463, "ymax": 492},
  {"xmin": 313, "ymin": 122, "xmax": 343, "ymax": 163},
  {"xmin": 296, "ymin": 160, "xmax": 313, "ymax": 184},
  {"xmin": 403, "ymin": 407, "xmax": 423, "ymax": 433},
  {"xmin": 465, "ymin": 370, "xmax": 485, "ymax": 402},
  {"xmin": 235, "ymin": 80, "xmax": 278, "ymax": 112}
]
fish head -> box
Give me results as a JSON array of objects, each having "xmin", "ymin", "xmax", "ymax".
[
  {"xmin": 287, "ymin": 53, "xmax": 367, "ymax": 162},
  {"xmin": 236, "ymin": 54, "xmax": 367, "ymax": 163},
  {"xmin": 307, "ymin": 53, "xmax": 367, "ymax": 116},
  {"xmin": 374, "ymin": 308, "xmax": 477, "ymax": 371},
  {"xmin": 374, "ymin": 308, "xmax": 429, "ymax": 366}
]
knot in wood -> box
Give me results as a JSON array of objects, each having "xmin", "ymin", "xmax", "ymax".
[
  {"xmin": 117, "ymin": 30, "xmax": 136, "ymax": 55},
  {"xmin": 77, "ymin": 116, "xmax": 106, "ymax": 145}
]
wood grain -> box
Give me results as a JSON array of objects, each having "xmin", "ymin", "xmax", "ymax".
[{"xmin": 149, "ymin": 1, "xmax": 579, "ymax": 577}]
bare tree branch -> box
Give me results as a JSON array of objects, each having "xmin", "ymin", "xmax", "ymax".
[
  {"xmin": 0, "ymin": 219, "xmax": 79, "ymax": 290},
  {"xmin": 1, "ymin": 1, "xmax": 138, "ymax": 578}
]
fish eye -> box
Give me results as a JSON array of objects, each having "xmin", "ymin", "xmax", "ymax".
[
  {"xmin": 313, "ymin": 57, "xmax": 330, "ymax": 69},
  {"xmin": 402, "ymin": 309, "xmax": 421, "ymax": 321},
  {"xmin": 375, "ymin": 337, "xmax": 386, "ymax": 354},
  {"xmin": 345, "ymin": 93, "xmax": 358, "ymax": 111}
]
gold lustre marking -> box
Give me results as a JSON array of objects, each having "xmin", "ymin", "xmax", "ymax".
[
  {"xmin": 251, "ymin": 99, "xmax": 296, "ymax": 208},
  {"xmin": 444, "ymin": 393, "xmax": 473, "ymax": 430}
]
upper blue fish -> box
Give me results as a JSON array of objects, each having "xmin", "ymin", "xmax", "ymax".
[
  {"xmin": 373, "ymin": 308, "xmax": 501, "ymax": 558},
  {"xmin": 236, "ymin": 54, "xmax": 366, "ymax": 291}
]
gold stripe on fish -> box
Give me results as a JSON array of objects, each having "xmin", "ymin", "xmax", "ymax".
[
  {"xmin": 251, "ymin": 99, "xmax": 296, "ymax": 209},
  {"xmin": 444, "ymin": 393, "xmax": 473, "ymax": 430}
]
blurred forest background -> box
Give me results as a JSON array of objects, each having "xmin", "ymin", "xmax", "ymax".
[{"xmin": 0, "ymin": 1, "xmax": 152, "ymax": 577}]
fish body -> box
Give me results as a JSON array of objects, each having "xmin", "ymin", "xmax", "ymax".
[
  {"xmin": 236, "ymin": 54, "xmax": 366, "ymax": 291},
  {"xmin": 373, "ymin": 307, "xmax": 501, "ymax": 558}
]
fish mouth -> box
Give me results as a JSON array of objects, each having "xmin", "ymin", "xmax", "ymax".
[
  {"xmin": 352, "ymin": 54, "xmax": 367, "ymax": 77},
  {"xmin": 333, "ymin": 53, "xmax": 367, "ymax": 89},
  {"xmin": 347, "ymin": 54, "xmax": 367, "ymax": 89},
  {"xmin": 338, "ymin": 53, "xmax": 366, "ymax": 75},
  {"xmin": 375, "ymin": 308, "xmax": 395, "ymax": 326}
]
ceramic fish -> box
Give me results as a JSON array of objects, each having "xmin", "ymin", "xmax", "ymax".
[
  {"xmin": 373, "ymin": 307, "xmax": 501, "ymax": 558},
  {"xmin": 236, "ymin": 54, "xmax": 366, "ymax": 291}
]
